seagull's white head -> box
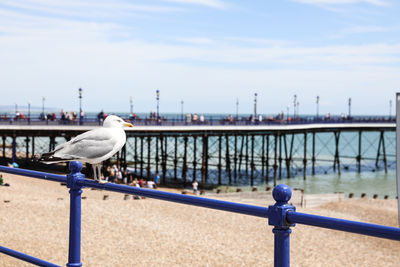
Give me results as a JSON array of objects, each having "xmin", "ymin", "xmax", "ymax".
[{"xmin": 103, "ymin": 115, "xmax": 133, "ymax": 128}]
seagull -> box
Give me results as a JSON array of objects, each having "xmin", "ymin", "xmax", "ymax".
[{"xmin": 39, "ymin": 115, "xmax": 133, "ymax": 183}]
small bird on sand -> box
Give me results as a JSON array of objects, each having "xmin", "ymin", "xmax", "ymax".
[{"xmin": 39, "ymin": 115, "xmax": 133, "ymax": 183}]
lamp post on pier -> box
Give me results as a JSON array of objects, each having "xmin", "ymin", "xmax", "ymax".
[
  {"xmin": 316, "ymin": 95, "xmax": 320, "ymax": 118},
  {"xmin": 236, "ymin": 98, "xmax": 239, "ymax": 120},
  {"xmin": 78, "ymin": 88, "xmax": 83, "ymax": 125},
  {"xmin": 42, "ymin": 97, "xmax": 45, "ymax": 120},
  {"xmin": 293, "ymin": 94, "xmax": 297, "ymax": 119},
  {"xmin": 348, "ymin": 97, "xmax": 352, "ymax": 118},
  {"xmin": 254, "ymin": 93, "xmax": 258, "ymax": 120},
  {"xmin": 180, "ymin": 99, "xmax": 184, "ymax": 121},
  {"xmin": 286, "ymin": 105, "xmax": 290, "ymax": 121},
  {"xmin": 28, "ymin": 101, "xmax": 31, "ymax": 124},
  {"xmin": 390, "ymin": 99, "xmax": 392, "ymax": 119},
  {"xmin": 156, "ymin": 89, "xmax": 160, "ymax": 123},
  {"xmin": 297, "ymin": 101, "xmax": 300, "ymax": 118},
  {"xmin": 130, "ymin": 96, "xmax": 133, "ymax": 114}
]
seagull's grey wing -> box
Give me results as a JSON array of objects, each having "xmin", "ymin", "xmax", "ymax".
[
  {"xmin": 53, "ymin": 128, "xmax": 110, "ymax": 151},
  {"xmin": 54, "ymin": 128, "xmax": 117, "ymax": 160}
]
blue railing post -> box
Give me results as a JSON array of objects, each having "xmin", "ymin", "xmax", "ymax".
[
  {"xmin": 268, "ymin": 184, "xmax": 295, "ymax": 267},
  {"xmin": 66, "ymin": 161, "xmax": 84, "ymax": 267}
]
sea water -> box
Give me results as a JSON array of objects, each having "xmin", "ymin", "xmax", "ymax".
[{"xmin": 268, "ymin": 170, "xmax": 397, "ymax": 198}]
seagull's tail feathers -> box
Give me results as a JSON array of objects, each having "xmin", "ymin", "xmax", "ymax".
[{"xmin": 37, "ymin": 151, "xmax": 75, "ymax": 164}]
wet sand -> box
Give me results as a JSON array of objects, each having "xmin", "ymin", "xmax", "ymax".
[{"xmin": 0, "ymin": 173, "xmax": 399, "ymax": 266}]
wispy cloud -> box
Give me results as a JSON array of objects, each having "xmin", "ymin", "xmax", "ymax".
[
  {"xmin": 224, "ymin": 37, "xmax": 295, "ymax": 47},
  {"xmin": 0, "ymin": 0, "xmax": 398, "ymax": 114},
  {"xmin": 0, "ymin": 0, "xmax": 183, "ymax": 20},
  {"xmin": 175, "ymin": 37, "xmax": 215, "ymax": 45},
  {"xmin": 328, "ymin": 25, "xmax": 399, "ymax": 39},
  {"xmin": 293, "ymin": 0, "xmax": 389, "ymax": 6},
  {"xmin": 343, "ymin": 25, "xmax": 389, "ymax": 33},
  {"xmin": 163, "ymin": 0, "xmax": 227, "ymax": 9}
]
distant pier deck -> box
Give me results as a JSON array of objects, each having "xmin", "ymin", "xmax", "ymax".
[{"xmin": 0, "ymin": 123, "xmax": 395, "ymax": 187}]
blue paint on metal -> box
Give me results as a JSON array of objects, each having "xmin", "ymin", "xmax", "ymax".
[
  {"xmin": 268, "ymin": 184, "xmax": 295, "ymax": 267},
  {"xmin": 0, "ymin": 163, "xmax": 400, "ymax": 267},
  {"xmin": 78, "ymin": 179, "xmax": 269, "ymax": 218},
  {"xmin": 0, "ymin": 245, "xmax": 61, "ymax": 267},
  {"xmin": 66, "ymin": 161, "xmax": 84, "ymax": 267},
  {"xmin": 272, "ymin": 228, "xmax": 291, "ymax": 267},
  {"xmin": 0, "ymin": 165, "xmax": 66, "ymax": 183},
  {"xmin": 287, "ymin": 211, "xmax": 400, "ymax": 241}
]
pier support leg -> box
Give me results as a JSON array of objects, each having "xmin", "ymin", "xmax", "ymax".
[
  {"xmin": 245, "ymin": 135, "xmax": 249, "ymax": 176},
  {"xmin": 334, "ymin": 132, "xmax": 341, "ymax": 175},
  {"xmin": 218, "ymin": 135, "xmax": 222, "ymax": 185},
  {"xmin": 303, "ymin": 132, "xmax": 307, "ymax": 180},
  {"xmin": 202, "ymin": 135, "xmax": 209, "ymax": 185},
  {"xmin": 160, "ymin": 135, "xmax": 164, "ymax": 182},
  {"xmin": 234, "ymin": 135, "xmax": 238, "ymax": 183},
  {"xmin": 12, "ymin": 136, "xmax": 16, "ymax": 163},
  {"xmin": 201, "ymin": 135, "xmax": 208, "ymax": 188},
  {"xmin": 162, "ymin": 136, "xmax": 167, "ymax": 184},
  {"xmin": 261, "ymin": 135, "xmax": 265, "ymax": 183},
  {"xmin": 225, "ymin": 134, "xmax": 231, "ymax": 185},
  {"xmin": 266, "ymin": 134, "xmax": 269, "ymax": 183},
  {"xmin": 134, "ymin": 137, "xmax": 138, "ymax": 174},
  {"xmin": 273, "ymin": 134, "xmax": 278, "ymax": 186},
  {"xmin": 312, "ymin": 132, "xmax": 315, "ymax": 176},
  {"xmin": 238, "ymin": 135, "xmax": 244, "ymax": 178},
  {"xmin": 283, "ymin": 134, "xmax": 290, "ymax": 178},
  {"xmin": 250, "ymin": 135, "xmax": 255, "ymax": 187},
  {"xmin": 2, "ymin": 136, "xmax": 6, "ymax": 159},
  {"xmin": 376, "ymin": 132, "xmax": 382, "ymax": 169},
  {"xmin": 193, "ymin": 136, "xmax": 197, "ymax": 182},
  {"xmin": 147, "ymin": 136, "xmax": 151, "ymax": 180},
  {"xmin": 140, "ymin": 137, "xmax": 144, "ymax": 178},
  {"xmin": 183, "ymin": 136, "xmax": 188, "ymax": 187},
  {"xmin": 156, "ymin": 136, "xmax": 159, "ymax": 174},
  {"xmin": 174, "ymin": 136, "xmax": 178, "ymax": 180},
  {"xmin": 31, "ymin": 136, "xmax": 35, "ymax": 159},
  {"xmin": 279, "ymin": 134, "xmax": 282, "ymax": 179},
  {"xmin": 25, "ymin": 137, "xmax": 30, "ymax": 161},
  {"xmin": 382, "ymin": 131, "xmax": 388, "ymax": 173},
  {"xmin": 357, "ymin": 131, "xmax": 362, "ymax": 173}
]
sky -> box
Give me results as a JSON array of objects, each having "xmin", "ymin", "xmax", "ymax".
[{"xmin": 0, "ymin": 0, "xmax": 399, "ymax": 116}]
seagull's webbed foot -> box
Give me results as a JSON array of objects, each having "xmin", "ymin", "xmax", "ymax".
[{"xmin": 98, "ymin": 179, "xmax": 107, "ymax": 184}]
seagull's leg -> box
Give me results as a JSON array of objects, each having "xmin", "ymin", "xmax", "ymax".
[
  {"xmin": 92, "ymin": 164, "xmax": 98, "ymax": 181},
  {"xmin": 98, "ymin": 164, "xmax": 106, "ymax": 184}
]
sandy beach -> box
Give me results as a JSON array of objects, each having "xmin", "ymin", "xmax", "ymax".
[{"xmin": 0, "ymin": 173, "xmax": 399, "ymax": 267}]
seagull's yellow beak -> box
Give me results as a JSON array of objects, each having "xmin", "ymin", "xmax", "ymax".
[{"xmin": 124, "ymin": 122, "xmax": 133, "ymax": 128}]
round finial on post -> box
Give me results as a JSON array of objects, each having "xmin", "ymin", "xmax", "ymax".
[
  {"xmin": 272, "ymin": 184, "xmax": 292, "ymax": 204},
  {"xmin": 69, "ymin": 161, "xmax": 83, "ymax": 173}
]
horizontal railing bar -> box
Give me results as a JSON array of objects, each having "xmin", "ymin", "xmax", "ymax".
[
  {"xmin": 0, "ymin": 166, "xmax": 66, "ymax": 183},
  {"xmin": 0, "ymin": 245, "xmax": 61, "ymax": 267},
  {"xmin": 287, "ymin": 211, "xmax": 400, "ymax": 241},
  {"xmin": 79, "ymin": 179, "xmax": 269, "ymax": 218}
]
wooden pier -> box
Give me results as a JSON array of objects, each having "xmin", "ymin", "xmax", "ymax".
[{"xmin": 0, "ymin": 123, "xmax": 395, "ymax": 187}]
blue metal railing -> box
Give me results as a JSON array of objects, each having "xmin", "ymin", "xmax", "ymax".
[{"xmin": 0, "ymin": 162, "xmax": 399, "ymax": 267}]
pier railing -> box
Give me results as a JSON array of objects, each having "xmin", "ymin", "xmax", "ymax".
[
  {"xmin": 0, "ymin": 162, "xmax": 399, "ymax": 266},
  {"xmin": 0, "ymin": 115, "xmax": 395, "ymax": 126}
]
